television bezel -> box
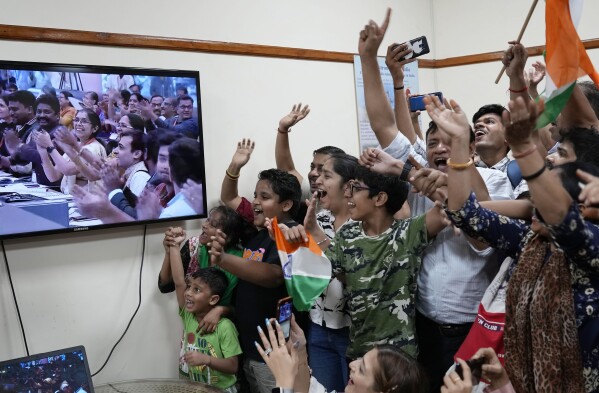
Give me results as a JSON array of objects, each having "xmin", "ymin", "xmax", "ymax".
[
  {"xmin": 0, "ymin": 59, "xmax": 208, "ymax": 240},
  {"xmin": 0, "ymin": 345, "xmax": 95, "ymax": 393}
]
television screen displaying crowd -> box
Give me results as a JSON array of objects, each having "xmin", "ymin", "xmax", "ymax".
[{"xmin": 0, "ymin": 70, "xmax": 205, "ymax": 223}]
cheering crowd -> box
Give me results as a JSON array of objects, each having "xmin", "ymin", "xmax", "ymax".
[{"xmin": 1, "ymin": 6, "xmax": 598, "ymax": 393}]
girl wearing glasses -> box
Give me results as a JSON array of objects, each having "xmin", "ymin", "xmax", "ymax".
[{"xmin": 35, "ymin": 108, "xmax": 107, "ymax": 195}]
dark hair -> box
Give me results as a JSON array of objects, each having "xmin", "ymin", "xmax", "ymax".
[
  {"xmin": 559, "ymin": 127, "xmax": 599, "ymax": 167},
  {"xmin": 35, "ymin": 94, "xmax": 60, "ymax": 115},
  {"xmin": 77, "ymin": 108, "xmax": 101, "ymax": 134},
  {"xmin": 556, "ymin": 161, "xmax": 599, "ymax": 202},
  {"xmin": 120, "ymin": 129, "xmax": 146, "ymax": 157},
  {"xmin": 7, "ymin": 90, "xmax": 36, "ymax": 108},
  {"xmin": 176, "ymin": 86, "xmax": 189, "ymax": 95},
  {"xmin": 129, "ymin": 83, "xmax": 140, "ymax": 91},
  {"xmin": 190, "ymin": 267, "xmax": 228, "ymax": 298},
  {"xmin": 209, "ymin": 205, "xmax": 249, "ymax": 249},
  {"xmin": 7, "ymin": 83, "xmax": 18, "ymax": 92},
  {"xmin": 151, "ymin": 94, "xmax": 164, "ymax": 101},
  {"xmin": 578, "ymin": 81, "xmax": 599, "ymax": 119},
  {"xmin": 314, "ymin": 146, "xmax": 345, "ymax": 156},
  {"xmin": 327, "ymin": 153, "xmax": 359, "ymax": 184},
  {"xmin": 120, "ymin": 89, "xmax": 131, "ymax": 104},
  {"xmin": 60, "ymin": 91, "xmax": 74, "ymax": 107},
  {"xmin": 129, "ymin": 92, "xmax": 146, "ymax": 103},
  {"xmin": 258, "ymin": 169, "xmax": 302, "ymax": 218},
  {"xmin": 177, "ymin": 94, "xmax": 194, "ymax": 106},
  {"xmin": 123, "ymin": 113, "xmax": 145, "ymax": 132},
  {"xmin": 145, "ymin": 130, "xmax": 182, "ymax": 164},
  {"xmin": 355, "ymin": 165, "xmax": 409, "ymax": 215},
  {"xmin": 373, "ymin": 345, "xmax": 428, "ymax": 393},
  {"xmin": 168, "ymin": 137, "xmax": 203, "ymax": 186},
  {"xmin": 84, "ymin": 91, "xmax": 99, "ymax": 104},
  {"xmin": 426, "ymin": 121, "xmax": 474, "ymax": 143},
  {"xmin": 472, "ymin": 104, "xmax": 506, "ymax": 124}
]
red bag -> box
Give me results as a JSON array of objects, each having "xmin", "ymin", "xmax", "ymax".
[{"xmin": 454, "ymin": 257, "xmax": 513, "ymax": 366}]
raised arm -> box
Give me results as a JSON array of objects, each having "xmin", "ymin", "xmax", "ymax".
[
  {"xmin": 32, "ymin": 131, "xmax": 63, "ymax": 182},
  {"xmin": 358, "ymin": 9, "xmax": 401, "ymax": 149},
  {"xmin": 221, "ymin": 139, "xmax": 255, "ymax": 210},
  {"xmin": 275, "ymin": 103, "xmax": 310, "ymax": 185},
  {"xmin": 503, "ymin": 97, "xmax": 572, "ymax": 225},
  {"xmin": 527, "ymin": 61, "xmax": 546, "ymax": 99},
  {"xmin": 168, "ymin": 227, "xmax": 188, "ymax": 308},
  {"xmin": 502, "ymin": 41, "xmax": 530, "ymax": 102},
  {"xmin": 210, "ymin": 229, "xmax": 284, "ymax": 288},
  {"xmin": 385, "ymin": 43, "xmax": 418, "ymax": 143}
]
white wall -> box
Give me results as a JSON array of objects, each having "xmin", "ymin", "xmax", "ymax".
[
  {"xmin": 1, "ymin": 0, "xmax": 598, "ymax": 385},
  {"xmin": 0, "ymin": 0, "xmax": 435, "ymax": 385},
  {"xmin": 431, "ymin": 0, "xmax": 599, "ymax": 117}
]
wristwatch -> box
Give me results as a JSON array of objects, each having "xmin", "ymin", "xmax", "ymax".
[
  {"xmin": 46, "ymin": 146, "xmax": 56, "ymax": 154},
  {"xmin": 272, "ymin": 388, "xmax": 293, "ymax": 393},
  {"xmin": 399, "ymin": 161, "xmax": 413, "ymax": 182}
]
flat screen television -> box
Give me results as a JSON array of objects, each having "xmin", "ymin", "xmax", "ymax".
[
  {"xmin": 0, "ymin": 60, "xmax": 207, "ymax": 239},
  {"xmin": 0, "ymin": 346, "xmax": 95, "ymax": 393}
]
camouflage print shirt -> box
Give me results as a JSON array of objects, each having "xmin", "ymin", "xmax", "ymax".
[{"xmin": 327, "ymin": 215, "xmax": 430, "ymax": 359}]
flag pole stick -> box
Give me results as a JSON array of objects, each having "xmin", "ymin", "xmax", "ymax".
[{"xmin": 494, "ymin": 0, "xmax": 539, "ymax": 84}]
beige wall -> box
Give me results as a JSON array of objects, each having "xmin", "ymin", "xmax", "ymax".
[{"xmin": 0, "ymin": 0, "xmax": 598, "ymax": 385}]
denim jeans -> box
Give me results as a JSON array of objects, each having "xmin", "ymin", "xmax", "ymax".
[{"xmin": 307, "ymin": 321, "xmax": 350, "ymax": 392}]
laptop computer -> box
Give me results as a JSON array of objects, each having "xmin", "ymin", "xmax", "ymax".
[{"xmin": 0, "ymin": 346, "xmax": 94, "ymax": 393}]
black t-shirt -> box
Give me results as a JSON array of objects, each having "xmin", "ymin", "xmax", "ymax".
[{"xmin": 235, "ymin": 228, "xmax": 289, "ymax": 361}]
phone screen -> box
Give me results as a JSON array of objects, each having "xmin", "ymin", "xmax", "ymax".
[
  {"xmin": 409, "ymin": 92, "xmax": 443, "ymax": 112},
  {"xmin": 276, "ymin": 297, "xmax": 293, "ymax": 339}
]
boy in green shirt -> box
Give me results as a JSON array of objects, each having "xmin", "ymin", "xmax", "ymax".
[{"xmin": 171, "ymin": 254, "xmax": 242, "ymax": 391}]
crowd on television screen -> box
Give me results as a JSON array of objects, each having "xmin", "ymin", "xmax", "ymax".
[
  {"xmin": 0, "ymin": 353, "xmax": 90, "ymax": 393},
  {"xmin": 4, "ymin": 6, "xmax": 599, "ymax": 393},
  {"xmin": 0, "ymin": 71, "xmax": 204, "ymax": 222}
]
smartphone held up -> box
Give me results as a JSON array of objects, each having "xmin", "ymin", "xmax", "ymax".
[
  {"xmin": 392, "ymin": 36, "xmax": 430, "ymax": 62},
  {"xmin": 276, "ymin": 296, "xmax": 293, "ymax": 339},
  {"xmin": 409, "ymin": 92, "xmax": 443, "ymax": 112}
]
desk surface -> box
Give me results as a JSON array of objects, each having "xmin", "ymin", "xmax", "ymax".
[{"xmin": 95, "ymin": 379, "xmax": 223, "ymax": 393}]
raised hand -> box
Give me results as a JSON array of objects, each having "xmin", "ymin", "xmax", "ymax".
[
  {"xmin": 501, "ymin": 96, "xmax": 545, "ymax": 148},
  {"xmin": 208, "ymin": 229, "xmax": 227, "ymax": 266},
  {"xmin": 136, "ymin": 188, "xmax": 162, "ymax": 220},
  {"xmin": 385, "ymin": 43, "xmax": 414, "ymax": 80},
  {"xmin": 528, "ymin": 61, "xmax": 546, "ymax": 89},
  {"xmin": 100, "ymin": 161, "xmax": 124, "ymax": 191},
  {"xmin": 32, "ymin": 130, "xmax": 53, "ymax": 149},
  {"xmin": 169, "ymin": 227, "xmax": 186, "ymax": 247},
  {"xmin": 424, "ymin": 95, "xmax": 470, "ymax": 139},
  {"xmin": 502, "ymin": 41, "xmax": 528, "ymax": 79},
  {"xmin": 181, "ymin": 179, "xmax": 204, "ymax": 214},
  {"xmin": 577, "ymin": 169, "xmax": 599, "ymax": 207},
  {"xmin": 359, "ymin": 147, "xmax": 402, "ymax": 176},
  {"xmin": 358, "ymin": 8, "xmax": 391, "ymax": 57},
  {"xmin": 230, "ymin": 138, "xmax": 255, "ymax": 169},
  {"xmin": 255, "ymin": 319, "xmax": 298, "ymax": 389},
  {"xmin": 278, "ymin": 103, "xmax": 310, "ymax": 132},
  {"xmin": 54, "ymin": 126, "xmax": 79, "ymax": 148}
]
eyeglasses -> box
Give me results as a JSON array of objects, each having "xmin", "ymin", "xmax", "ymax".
[
  {"xmin": 178, "ymin": 105, "xmax": 193, "ymax": 110},
  {"xmin": 73, "ymin": 118, "xmax": 91, "ymax": 125},
  {"xmin": 348, "ymin": 181, "xmax": 371, "ymax": 196},
  {"xmin": 117, "ymin": 123, "xmax": 133, "ymax": 129}
]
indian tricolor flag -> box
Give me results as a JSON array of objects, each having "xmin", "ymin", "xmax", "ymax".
[
  {"xmin": 537, "ymin": 0, "xmax": 599, "ymax": 128},
  {"xmin": 272, "ymin": 217, "xmax": 332, "ymax": 311}
]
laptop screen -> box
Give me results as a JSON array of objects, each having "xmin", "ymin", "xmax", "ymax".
[{"xmin": 0, "ymin": 346, "xmax": 94, "ymax": 393}]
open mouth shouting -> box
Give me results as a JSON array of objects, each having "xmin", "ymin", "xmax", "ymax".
[
  {"xmin": 433, "ymin": 157, "xmax": 449, "ymax": 172},
  {"xmin": 474, "ymin": 129, "xmax": 487, "ymax": 142}
]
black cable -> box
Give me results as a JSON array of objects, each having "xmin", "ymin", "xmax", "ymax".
[
  {"xmin": 2, "ymin": 240, "xmax": 30, "ymax": 356},
  {"xmin": 92, "ymin": 225, "xmax": 147, "ymax": 377}
]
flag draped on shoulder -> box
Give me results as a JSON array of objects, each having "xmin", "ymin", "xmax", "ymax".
[
  {"xmin": 537, "ymin": 0, "xmax": 599, "ymax": 128},
  {"xmin": 272, "ymin": 217, "xmax": 332, "ymax": 311}
]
